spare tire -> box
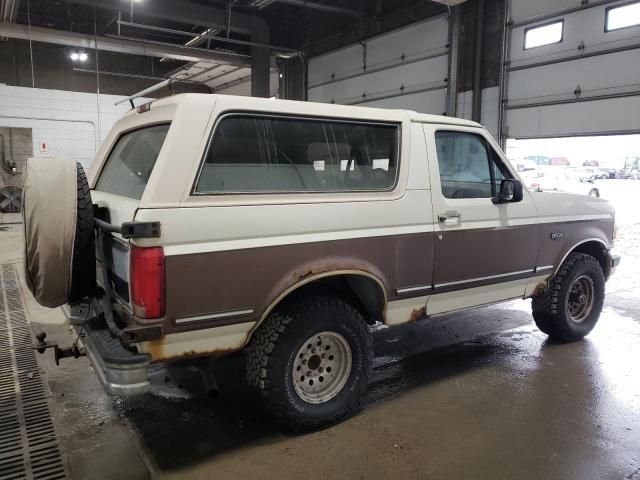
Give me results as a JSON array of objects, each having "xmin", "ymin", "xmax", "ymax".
[{"xmin": 23, "ymin": 158, "xmax": 96, "ymax": 308}]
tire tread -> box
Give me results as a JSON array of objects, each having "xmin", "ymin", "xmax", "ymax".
[
  {"xmin": 247, "ymin": 295, "xmax": 372, "ymax": 431},
  {"xmin": 532, "ymin": 252, "xmax": 604, "ymax": 341}
]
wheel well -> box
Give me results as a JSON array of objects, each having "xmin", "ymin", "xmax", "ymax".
[
  {"xmin": 571, "ymin": 241, "xmax": 607, "ymax": 274},
  {"xmin": 274, "ymin": 274, "xmax": 386, "ymax": 325}
]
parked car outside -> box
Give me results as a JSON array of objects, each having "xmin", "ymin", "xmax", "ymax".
[{"xmin": 522, "ymin": 167, "xmax": 601, "ymax": 197}]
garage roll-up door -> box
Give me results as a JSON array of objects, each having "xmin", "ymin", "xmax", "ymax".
[
  {"xmin": 504, "ymin": 0, "xmax": 640, "ymax": 139},
  {"xmin": 308, "ymin": 15, "xmax": 449, "ymax": 114}
]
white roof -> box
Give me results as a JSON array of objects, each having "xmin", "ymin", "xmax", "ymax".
[{"xmin": 147, "ymin": 93, "xmax": 482, "ymax": 128}]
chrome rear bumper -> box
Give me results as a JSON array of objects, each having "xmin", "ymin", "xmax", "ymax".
[{"xmin": 63, "ymin": 304, "xmax": 151, "ymax": 396}]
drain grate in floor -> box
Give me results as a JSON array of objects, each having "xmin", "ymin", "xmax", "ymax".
[{"xmin": 0, "ymin": 264, "xmax": 68, "ymax": 480}]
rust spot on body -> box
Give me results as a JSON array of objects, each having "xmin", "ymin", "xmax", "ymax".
[
  {"xmin": 409, "ymin": 307, "xmax": 426, "ymax": 322},
  {"xmin": 293, "ymin": 261, "xmax": 372, "ymax": 284}
]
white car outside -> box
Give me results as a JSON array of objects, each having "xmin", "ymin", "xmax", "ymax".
[{"xmin": 521, "ymin": 167, "xmax": 600, "ymax": 197}]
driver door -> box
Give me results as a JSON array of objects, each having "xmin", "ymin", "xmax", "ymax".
[{"xmin": 422, "ymin": 125, "xmax": 539, "ymax": 315}]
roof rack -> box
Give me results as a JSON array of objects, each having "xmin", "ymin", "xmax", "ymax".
[{"xmin": 114, "ymin": 78, "xmax": 212, "ymax": 109}]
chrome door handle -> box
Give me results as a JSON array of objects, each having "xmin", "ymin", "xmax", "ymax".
[{"xmin": 438, "ymin": 211, "xmax": 462, "ymax": 224}]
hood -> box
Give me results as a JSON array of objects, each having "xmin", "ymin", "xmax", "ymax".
[{"xmin": 530, "ymin": 190, "xmax": 614, "ymax": 220}]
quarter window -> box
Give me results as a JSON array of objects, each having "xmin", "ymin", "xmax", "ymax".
[
  {"xmin": 605, "ymin": 2, "xmax": 640, "ymax": 32},
  {"xmin": 195, "ymin": 115, "xmax": 399, "ymax": 193},
  {"xmin": 524, "ymin": 20, "xmax": 564, "ymax": 49},
  {"xmin": 96, "ymin": 124, "xmax": 170, "ymax": 200},
  {"xmin": 434, "ymin": 131, "xmax": 511, "ymax": 199}
]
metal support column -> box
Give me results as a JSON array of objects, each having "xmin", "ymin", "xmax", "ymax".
[
  {"xmin": 446, "ymin": 6, "xmax": 461, "ymax": 116},
  {"xmin": 251, "ymin": 45, "xmax": 270, "ymax": 97},
  {"xmin": 471, "ymin": 0, "xmax": 484, "ymax": 122},
  {"xmin": 497, "ymin": 0, "xmax": 510, "ymax": 148}
]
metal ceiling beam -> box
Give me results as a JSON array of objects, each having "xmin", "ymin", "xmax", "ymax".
[
  {"xmin": 429, "ymin": 0, "xmax": 467, "ymax": 5},
  {"xmin": 64, "ymin": 0, "xmax": 269, "ymax": 39},
  {"xmin": 116, "ymin": 21, "xmax": 299, "ymax": 54},
  {"xmin": 252, "ymin": 0, "xmax": 361, "ymax": 16},
  {"xmin": 0, "ymin": 21, "xmax": 251, "ymax": 66}
]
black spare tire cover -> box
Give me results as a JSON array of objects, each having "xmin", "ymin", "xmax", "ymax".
[{"xmin": 23, "ymin": 158, "xmax": 96, "ymax": 307}]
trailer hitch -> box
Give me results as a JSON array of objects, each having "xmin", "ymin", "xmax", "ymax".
[{"xmin": 34, "ymin": 332, "xmax": 85, "ymax": 366}]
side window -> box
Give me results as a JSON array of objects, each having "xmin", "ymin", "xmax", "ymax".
[
  {"xmin": 195, "ymin": 115, "xmax": 399, "ymax": 194},
  {"xmin": 434, "ymin": 131, "xmax": 510, "ymax": 199}
]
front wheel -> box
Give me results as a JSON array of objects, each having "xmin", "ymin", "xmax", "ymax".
[
  {"xmin": 247, "ymin": 294, "xmax": 373, "ymax": 431},
  {"xmin": 588, "ymin": 188, "xmax": 599, "ymax": 197},
  {"xmin": 532, "ymin": 252, "xmax": 605, "ymax": 341}
]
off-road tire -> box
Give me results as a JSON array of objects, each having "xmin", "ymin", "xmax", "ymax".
[
  {"xmin": 532, "ymin": 252, "xmax": 605, "ymax": 342},
  {"xmin": 68, "ymin": 163, "xmax": 95, "ymax": 302},
  {"xmin": 246, "ymin": 295, "xmax": 373, "ymax": 431}
]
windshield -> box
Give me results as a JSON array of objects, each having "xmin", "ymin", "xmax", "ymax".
[{"xmin": 95, "ymin": 123, "xmax": 170, "ymax": 200}]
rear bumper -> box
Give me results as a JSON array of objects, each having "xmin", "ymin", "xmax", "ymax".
[{"xmin": 63, "ymin": 304, "xmax": 151, "ymax": 396}]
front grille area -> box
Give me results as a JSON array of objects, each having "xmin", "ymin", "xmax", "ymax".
[{"xmin": 0, "ymin": 264, "xmax": 68, "ymax": 480}]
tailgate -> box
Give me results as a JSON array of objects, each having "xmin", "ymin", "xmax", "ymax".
[{"xmin": 92, "ymin": 191, "xmax": 139, "ymax": 308}]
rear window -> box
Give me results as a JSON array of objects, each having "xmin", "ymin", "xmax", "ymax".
[
  {"xmin": 96, "ymin": 124, "xmax": 170, "ymax": 200},
  {"xmin": 194, "ymin": 115, "xmax": 399, "ymax": 194}
]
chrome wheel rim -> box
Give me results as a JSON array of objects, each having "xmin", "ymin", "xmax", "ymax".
[
  {"xmin": 567, "ymin": 275, "xmax": 595, "ymax": 323},
  {"xmin": 292, "ymin": 331, "xmax": 352, "ymax": 404}
]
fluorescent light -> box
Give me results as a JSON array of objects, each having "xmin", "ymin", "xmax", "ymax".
[
  {"xmin": 606, "ymin": 2, "xmax": 640, "ymax": 31},
  {"xmin": 524, "ymin": 21, "xmax": 563, "ymax": 49}
]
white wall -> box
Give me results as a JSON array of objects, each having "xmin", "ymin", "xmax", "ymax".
[
  {"xmin": 0, "ymin": 84, "xmax": 148, "ymax": 169},
  {"xmin": 456, "ymin": 87, "xmax": 500, "ymax": 139}
]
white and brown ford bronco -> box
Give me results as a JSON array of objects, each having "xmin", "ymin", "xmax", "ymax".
[{"xmin": 22, "ymin": 90, "xmax": 620, "ymax": 430}]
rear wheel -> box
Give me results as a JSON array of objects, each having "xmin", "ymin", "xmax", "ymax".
[
  {"xmin": 532, "ymin": 252, "xmax": 605, "ymax": 341},
  {"xmin": 68, "ymin": 163, "xmax": 96, "ymax": 302},
  {"xmin": 247, "ymin": 294, "xmax": 373, "ymax": 431},
  {"xmin": 588, "ymin": 188, "xmax": 599, "ymax": 197}
]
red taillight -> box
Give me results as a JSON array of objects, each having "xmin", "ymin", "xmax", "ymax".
[{"xmin": 130, "ymin": 246, "xmax": 165, "ymax": 319}]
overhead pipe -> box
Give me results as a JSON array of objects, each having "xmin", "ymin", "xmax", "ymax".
[
  {"xmin": 0, "ymin": 22, "xmax": 251, "ymax": 66},
  {"xmin": 73, "ymin": 67, "xmax": 165, "ymax": 81}
]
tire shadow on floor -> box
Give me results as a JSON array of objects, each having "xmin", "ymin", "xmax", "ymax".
[{"xmin": 117, "ymin": 305, "xmax": 534, "ymax": 470}]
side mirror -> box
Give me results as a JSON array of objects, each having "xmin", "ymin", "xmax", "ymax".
[{"xmin": 492, "ymin": 179, "xmax": 523, "ymax": 204}]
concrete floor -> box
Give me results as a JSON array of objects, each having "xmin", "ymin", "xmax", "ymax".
[{"xmin": 2, "ymin": 179, "xmax": 640, "ymax": 480}]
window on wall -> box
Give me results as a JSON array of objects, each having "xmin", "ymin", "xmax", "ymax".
[
  {"xmin": 524, "ymin": 20, "xmax": 564, "ymax": 49},
  {"xmin": 606, "ymin": 2, "xmax": 640, "ymax": 31},
  {"xmin": 195, "ymin": 115, "xmax": 399, "ymax": 194},
  {"xmin": 434, "ymin": 131, "xmax": 511, "ymax": 199}
]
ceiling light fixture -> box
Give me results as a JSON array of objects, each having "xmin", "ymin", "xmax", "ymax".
[{"xmin": 70, "ymin": 52, "xmax": 89, "ymax": 62}]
